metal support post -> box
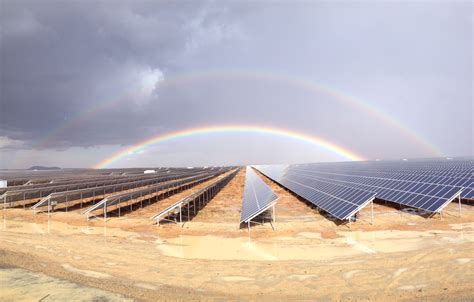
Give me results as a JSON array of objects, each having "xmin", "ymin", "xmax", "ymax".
[
  {"xmin": 104, "ymin": 203, "xmax": 107, "ymax": 221},
  {"xmin": 458, "ymin": 195, "xmax": 462, "ymax": 217},
  {"xmin": 273, "ymin": 204, "xmax": 276, "ymax": 224},
  {"xmin": 371, "ymin": 200, "xmax": 374, "ymax": 225}
]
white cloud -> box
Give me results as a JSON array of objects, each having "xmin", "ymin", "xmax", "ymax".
[
  {"xmin": 0, "ymin": 136, "xmax": 24, "ymax": 149},
  {"xmin": 136, "ymin": 68, "xmax": 164, "ymax": 100}
]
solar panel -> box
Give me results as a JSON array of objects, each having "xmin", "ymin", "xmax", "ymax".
[
  {"xmin": 151, "ymin": 169, "xmax": 239, "ymax": 224},
  {"xmin": 287, "ymin": 167, "xmax": 462, "ymax": 213},
  {"xmin": 256, "ymin": 165, "xmax": 376, "ymax": 221},
  {"xmin": 256, "ymin": 158, "xmax": 470, "ymax": 220},
  {"xmin": 30, "ymin": 170, "xmax": 206, "ymax": 211},
  {"xmin": 83, "ymin": 168, "xmax": 231, "ymax": 220},
  {"xmin": 1, "ymin": 170, "xmax": 183, "ymax": 206},
  {"xmin": 294, "ymin": 158, "xmax": 472, "ymax": 199},
  {"xmin": 240, "ymin": 167, "xmax": 278, "ymax": 224}
]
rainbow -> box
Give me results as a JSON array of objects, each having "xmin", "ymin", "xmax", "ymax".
[
  {"xmin": 158, "ymin": 70, "xmax": 442, "ymax": 156},
  {"xmin": 36, "ymin": 70, "xmax": 443, "ymax": 158},
  {"xmin": 93, "ymin": 125, "xmax": 364, "ymax": 169}
]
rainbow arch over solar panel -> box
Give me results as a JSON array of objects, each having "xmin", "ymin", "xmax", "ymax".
[{"xmin": 93, "ymin": 125, "xmax": 365, "ymax": 168}]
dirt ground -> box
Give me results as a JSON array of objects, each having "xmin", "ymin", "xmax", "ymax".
[{"xmin": 1, "ymin": 168, "xmax": 473, "ymax": 301}]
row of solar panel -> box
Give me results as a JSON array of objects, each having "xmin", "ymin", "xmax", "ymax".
[
  {"xmin": 1, "ymin": 170, "xmax": 190, "ymax": 202},
  {"xmin": 286, "ymin": 169, "xmax": 462, "ymax": 213},
  {"xmin": 295, "ymin": 168, "xmax": 471, "ymax": 178},
  {"xmin": 281, "ymin": 176, "xmax": 375, "ymax": 220},
  {"xmin": 83, "ymin": 170, "xmax": 229, "ymax": 216},
  {"xmin": 292, "ymin": 168, "xmax": 472, "ymax": 197},
  {"xmin": 256, "ymin": 166, "xmax": 375, "ymax": 220},
  {"xmin": 256, "ymin": 159, "xmax": 471, "ymax": 221},
  {"xmin": 298, "ymin": 167, "xmax": 472, "ymax": 180},
  {"xmin": 292, "ymin": 169, "xmax": 468, "ymax": 197},
  {"xmin": 30, "ymin": 171, "xmax": 200, "ymax": 209},
  {"xmin": 302, "ymin": 165, "xmax": 472, "ymax": 181},
  {"xmin": 298, "ymin": 159, "xmax": 472, "ymax": 178},
  {"xmin": 151, "ymin": 169, "xmax": 239, "ymax": 223},
  {"xmin": 291, "ymin": 162, "xmax": 473, "ymax": 199},
  {"xmin": 240, "ymin": 167, "xmax": 278, "ymax": 223},
  {"xmin": 298, "ymin": 158, "xmax": 471, "ymax": 169}
]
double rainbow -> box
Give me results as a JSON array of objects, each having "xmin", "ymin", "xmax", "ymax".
[
  {"xmin": 93, "ymin": 125, "xmax": 364, "ymax": 168},
  {"xmin": 38, "ymin": 70, "xmax": 442, "ymax": 157}
]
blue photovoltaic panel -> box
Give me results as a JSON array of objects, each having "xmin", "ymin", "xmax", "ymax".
[
  {"xmin": 256, "ymin": 165, "xmax": 376, "ymax": 221},
  {"xmin": 240, "ymin": 167, "xmax": 278, "ymax": 223},
  {"xmin": 287, "ymin": 168, "xmax": 462, "ymax": 213},
  {"xmin": 256, "ymin": 158, "xmax": 471, "ymax": 220}
]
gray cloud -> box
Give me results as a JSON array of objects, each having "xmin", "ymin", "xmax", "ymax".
[{"xmin": 0, "ymin": 0, "xmax": 472, "ymax": 168}]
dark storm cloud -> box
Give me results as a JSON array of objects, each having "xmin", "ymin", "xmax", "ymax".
[
  {"xmin": 1, "ymin": 0, "xmax": 248, "ymax": 147},
  {"xmin": 0, "ymin": 0, "xmax": 472, "ymax": 168}
]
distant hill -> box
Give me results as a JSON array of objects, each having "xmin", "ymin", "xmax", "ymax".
[{"xmin": 28, "ymin": 166, "xmax": 61, "ymax": 170}]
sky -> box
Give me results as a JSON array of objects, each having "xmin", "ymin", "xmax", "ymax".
[{"xmin": 0, "ymin": 0, "xmax": 472, "ymax": 169}]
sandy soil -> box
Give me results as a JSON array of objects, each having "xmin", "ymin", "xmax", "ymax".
[
  {"xmin": 1, "ymin": 168, "xmax": 473, "ymax": 301},
  {"xmin": 0, "ymin": 267, "xmax": 132, "ymax": 301}
]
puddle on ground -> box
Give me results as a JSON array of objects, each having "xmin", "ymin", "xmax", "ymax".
[
  {"xmin": 1, "ymin": 217, "xmax": 137, "ymax": 239},
  {"xmin": 0, "ymin": 268, "xmax": 133, "ymax": 301},
  {"xmin": 155, "ymin": 228, "xmax": 474, "ymax": 261},
  {"xmin": 339, "ymin": 229, "xmax": 474, "ymax": 254},
  {"xmin": 156, "ymin": 235, "xmax": 362, "ymax": 261}
]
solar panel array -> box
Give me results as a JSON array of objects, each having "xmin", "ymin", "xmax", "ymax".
[
  {"xmin": 83, "ymin": 168, "xmax": 232, "ymax": 219},
  {"xmin": 30, "ymin": 169, "xmax": 207, "ymax": 210},
  {"xmin": 0, "ymin": 168, "xmax": 155, "ymax": 186},
  {"xmin": 256, "ymin": 158, "xmax": 472, "ymax": 221},
  {"xmin": 240, "ymin": 167, "xmax": 278, "ymax": 223},
  {"xmin": 256, "ymin": 166, "xmax": 376, "ymax": 221},
  {"xmin": 152, "ymin": 169, "xmax": 239, "ymax": 224},
  {"xmin": 0, "ymin": 174, "xmax": 134, "ymax": 195},
  {"xmin": 1, "ymin": 171, "xmax": 178, "ymax": 205}
]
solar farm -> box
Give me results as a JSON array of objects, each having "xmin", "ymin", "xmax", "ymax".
[{"xmin": 1, "ymin": 157, "xmax": 473, "ymax": 300}]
